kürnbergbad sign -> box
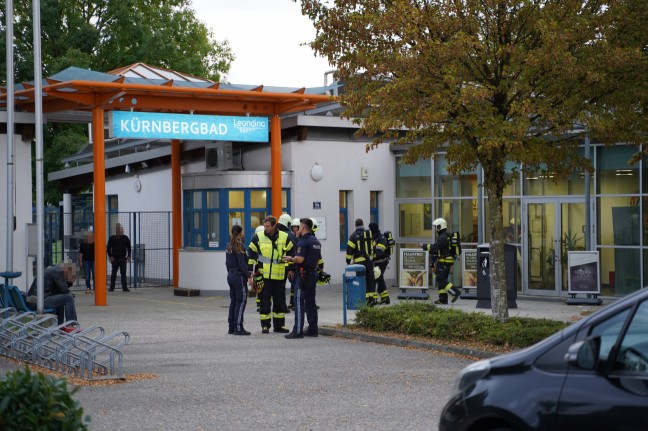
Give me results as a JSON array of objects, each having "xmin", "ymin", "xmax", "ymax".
[{"xmin": 110, "ymin": 111, "xmax": 269, "ymax": 142}]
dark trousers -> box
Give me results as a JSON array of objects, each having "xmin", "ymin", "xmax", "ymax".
[
  {"xmin": 44, "ymin": 293, "xmax": 78, "ymax": 325},
  {"xmin": 375, "ymin": 261, "xmax": 388, "ymax": 295},
  {"xmin": 361, "ymin": 261, "xmax": 375, "ymax": 293},
  {"xmin": 227, "ymin": 273, "xmax": 248, "ymax": 332},
  {"xmin": 259, "ymin": 279, "xmax": 288, "ymax": 329},
  {"xmin": 110, "ymin": 257, "xmax": 128, "ymax": 290},
  {"xmin": 291, "ymin": 271, "xmax": 318, "ymax": 335},
  {"xmin": 83, "ymin": 259, "xmax": 95, "ymax": 290},
  {"xmin": 435, "ymin": 261, "xmax": 453, "ymax": 303}
]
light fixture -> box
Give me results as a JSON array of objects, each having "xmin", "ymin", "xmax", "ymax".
[
  {"xmin": 64, "ymin": 162, "xmax": 70, "ymax": 169},
  {"xmin": 145, "ymin": 143, "xmax": 151, "ymax": 150},
  {"xmin": 125, "ymin": 164, "xmax": 131, "ymax": 173},
  {"xmin": 310, "ymin": 163, "xmax": 324, "ymax": 181},
  {"xmin": 141, "ymin": 161, "xmax": 149, "ymax": 169}
]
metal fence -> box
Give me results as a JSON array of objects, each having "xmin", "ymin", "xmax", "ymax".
[{"xmin": 43, "ymin": 211, "xmax": 172, "ymax": 290}]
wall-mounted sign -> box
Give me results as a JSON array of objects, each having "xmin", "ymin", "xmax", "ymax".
[
  {"xmin": 313, "ymin": 217, "xmax": 326, "ymax": 240},
  {"xmin": 110, "ymin": 111, "xmax": 269, "ymax": 142},
  {"xmin": 568, "ymin": 251, "xmax": 600, "ymax": 294}
]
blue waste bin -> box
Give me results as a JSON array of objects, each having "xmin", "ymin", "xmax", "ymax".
[{"xmin": 342, "ymin": 264, "xmax": 366, "ymax": 326}]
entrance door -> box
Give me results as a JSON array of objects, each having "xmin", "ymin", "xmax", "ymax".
[{"xmin": 524, "ymin": 199, "xmax": 586, "ymax": 295}]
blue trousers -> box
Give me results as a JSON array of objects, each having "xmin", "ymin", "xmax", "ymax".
[
  {"xmin": 227, "ymin": 273, "xmax": 247, "ymax": 332},
  {"xmin": 291, "ymin": 271, "xmax": 318, "ymax": 335},
  {"xmin": 44, "ymin": 293, "xmax": 78, "ymax": 325},
  {"xmin": 83, "ymin": 259, "xmax": 95, "ymax": 290}
]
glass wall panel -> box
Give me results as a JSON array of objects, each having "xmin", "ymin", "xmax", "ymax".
[
  {"xmin": 229, "ymin": 211, "xmax": 244, "ymax": 231},
  {"xmin": 396, "ymin": 157, "xmax": 431, "ymax": 198},
  {"xmin": 503, "ymin": 198, "xmax": 522, "ymax": 244},
  {"xmin": 434, "ymin": 154, "xmax": 478, "ymax": 198},
  {"xmin": 523, "ymin": 170, "xmax": 585, "ymax": 196},
  {"xmin": 433, "ymin": 199, "xmax": 478, "ymax": 243},
  {"xmin": 597, "ymin": 145, "xmax": 639, "ymax": 194},
  {"xmin": 599, "ymin": 247, "xmax": 641, "ymax": 296},
  {"xmin": 250, "ymin": 190, "xmax": 267, "ymax": 208},
  {"xmin": 206, "ymin": 191, "xmax": 219, "ymax": 208},
  {"xmin": 503, "ymin": 161, "xmax": 522, "ymax": 197},
  {"xmin": 207, "ymin": 213, "xmax": 220, "ymax": 247},
  {"xmin": 229, "ymin": 191, "xmax": 244, "ymax": 208},
  {"xmin": 399, "ymin": 203, "xmax": 431, "ymax": 238},
  {"xmin": 597, "ymin": 197, "xmax": 640, "ymax": 246}
]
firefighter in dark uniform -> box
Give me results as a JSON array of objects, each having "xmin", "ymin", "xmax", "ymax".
[
  {"xmin": 420, "ymin": 217, "xmax": 461, "ymax": 304},
  {"xmin": 277, "ymin": 213, "xmax": 298, "ymax": 313},
  {"xmin": 346, "ymin": 218, "xmax": 378, "ymax": 306},
  {"xmin": 369, "ymin": 222, "xmax": 391, "ymax": 305},
  {"xmin": 284, "ymin": 218, "xmax": 322, "ymax": 339},
  {"xmin": 288, "ymin": 218, "xmax": 301, "ymax": 310},
  {"xmin": 247, "ymin": 216, "xmax": 294, "ymax": 333}
]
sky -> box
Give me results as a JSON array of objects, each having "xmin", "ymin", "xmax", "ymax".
[{"xmin": 191, "ymin": 0, "xmax": 333, "ymax": 88}]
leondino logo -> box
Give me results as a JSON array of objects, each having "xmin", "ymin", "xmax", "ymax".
[{"xmin": 233, "ymin": 118, "xmax": 267, "ymax": 135}]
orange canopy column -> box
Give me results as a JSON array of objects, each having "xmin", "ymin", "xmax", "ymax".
[
  {"xmin": 92, "ymin": 107, "xmax": 107, "ymax": 306},
  {"xmin": 171, "ymin": 139, "xmax": 182, "ymax": 287},
  {"xmin": 270, "ymin": 114, "xmax": 282, "ymax": 217}
]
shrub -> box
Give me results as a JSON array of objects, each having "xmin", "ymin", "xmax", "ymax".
[
  {"xmin": 0, "ymin": 367, "xmax": 90, "ymax": 430},
  {"xmin": 354, "ymin": 302, "xmax": 569, "ymax": 349}
]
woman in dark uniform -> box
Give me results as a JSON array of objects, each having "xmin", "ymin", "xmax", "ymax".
[{"xmin": 226, "ymin": 225, "xmax": 251, "ymax": 335}]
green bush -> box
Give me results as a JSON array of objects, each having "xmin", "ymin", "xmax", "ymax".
[
  {"xmin": 354, "ymin": 302, "xmax": 569, "ymax": 349},
  {"xmin": 0, "ymin": 367, "xmax": 90, "ymax": 431}
]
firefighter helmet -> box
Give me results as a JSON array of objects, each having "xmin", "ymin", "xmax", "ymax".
[
  {"xmin": 432, "ymin": 218, "xmax": 447, "ymax": 232},
  {"xmin": 291, "ymin": 218, "xmax": 301, "ymax": 228},
  {"xmin": 310, "ymin": 217, "xmax": 319, "ymax": 232},
  {"xmin": 278, "ymin": 213, "xmax": 292, "ymax": 228}
]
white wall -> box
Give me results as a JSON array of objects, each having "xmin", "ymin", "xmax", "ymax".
[
  {"xmin": 0, "ymin": 133, "xmax": 36, "ymax": 291},
  {"xmin": 286, "ymin": 136, "xmax": 396, "ymax": 283},
  {"xmin": 105, "ymin": 167, "xmax": 172, "ymax": 212}
]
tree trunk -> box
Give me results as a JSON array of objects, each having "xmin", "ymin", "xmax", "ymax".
[{"xmin": 485, "ymin": 173, "xmax": 509, "ymax": 321}]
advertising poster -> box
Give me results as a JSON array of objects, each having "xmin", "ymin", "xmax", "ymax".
[
  {"xmin": 462, "ymin": 249, "xmax": 477, "ymax": 290},
  {"xmin": 568, "ymin": 251, "xmax": 600, "ymax": 294},
  {"xmin": 400, "ymin": 249, "xmax": 429, "ymax": 289}
]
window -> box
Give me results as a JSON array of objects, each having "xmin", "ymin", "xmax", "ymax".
[
  {"xmin": 183, "ymin": 188, "xmax": 287, "ymax": 250},
  {"xmin": 370, "ymin": 191, "xmax": 380, "ymax": 225},
  {"xmin": 340, "ymin": 191, "xmax": 349, "ymax": 250},
  {"xmin": 614, "ymin": 301, "xmax": 648, "ymax": 372}
]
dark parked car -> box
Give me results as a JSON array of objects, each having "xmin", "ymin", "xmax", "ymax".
[{"xmin": 440, "ymin": 288, "xmax": 648, "ymax": 431}]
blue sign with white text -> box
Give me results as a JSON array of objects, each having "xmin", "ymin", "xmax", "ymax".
[{"xmin": 111, "ymin": 111, "xmax": 269, "ymax": 142}]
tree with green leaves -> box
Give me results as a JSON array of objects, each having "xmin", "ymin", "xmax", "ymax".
[
  {"xmin": 298, "ymin": 0, "xmax": 648, "ymax": 320},
  {"xmin": 1, "ymin": 0, "xmax": 234, "ymax": 204}
]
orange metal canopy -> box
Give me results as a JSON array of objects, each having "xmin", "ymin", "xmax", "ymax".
[{"xmin": 1, "ymin": 64, "xmax": 334, "ymax": 306}]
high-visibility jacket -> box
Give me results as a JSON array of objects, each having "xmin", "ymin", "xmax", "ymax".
[
  {"xmin": 346, "ymin": 227, "xmax": 375, "ymax": 264},
  {"xmin": 248, "ymin": 229, "xmax": 293, "ymax": 280}
]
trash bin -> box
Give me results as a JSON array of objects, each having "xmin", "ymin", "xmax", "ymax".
[
  {"xmin": 476, "ymin": 243, "xmax": 518, "ymax": 309},
  {"xmin": 342, "ymin": 264, "xmax": 367, "ymax": 326}
]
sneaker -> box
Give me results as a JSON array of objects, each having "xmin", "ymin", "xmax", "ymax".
[
  {"xmin": 261, "ymin": 328, "xmax": 270, "ymax": 334},
  {"xmin": 108, "ymin": 288, "xmax": 115, "ymax": 292},
  {"xmin": 285, "ymin": 333, "xmax": 304, "ymax": 339},
  {"xmin": 123, "ymin": 288, "xmax": 131, "ymax": 292},
  {"xmin": 434, "ymin": 299, "xmax": 448, "ymax": 305},
  {"xmin": 60, "ymin": 326, "xmax": 79, "ymax": 334},
  {"xmin": 273, "ymin": 327, "xmax": 290, "ymax": 333},
  {"xmin": 234, "ymin": 329, "xmax": 251, "ymax": 336},
  {"xmin": 304, "ymin": 332, "xmax": 318, "ymax": 337}
]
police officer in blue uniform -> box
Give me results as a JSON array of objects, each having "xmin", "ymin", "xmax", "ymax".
[{"xmin": 284, "ymin": 218, "xmax": 322, "ymax": 339}]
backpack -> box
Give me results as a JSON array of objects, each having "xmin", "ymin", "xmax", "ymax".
[
  {"xmin": 448, "ymin": 231, "xmax": 462, "ymax": 258},
  {"xmin": 382, "ymin": 231, "xmax": 395, "ymax": 256}
]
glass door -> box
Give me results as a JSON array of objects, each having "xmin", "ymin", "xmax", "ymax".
[{"xmin": 524, "ymin": 198, "xmax": 586, "ymax": 295}]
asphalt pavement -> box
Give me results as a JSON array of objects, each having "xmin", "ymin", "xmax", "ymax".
[{"xmin": 0, "ymin": 282, "xmax": 612, "ymax": 430}]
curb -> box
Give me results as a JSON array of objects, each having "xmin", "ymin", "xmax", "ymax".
[{"xmin": 319, "ymin": 327, "xmax": 497, "ymax": 359}]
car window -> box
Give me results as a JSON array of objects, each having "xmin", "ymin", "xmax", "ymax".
[
  {"xmin": 589, "ymin": 308, "xmax": 631, "ymax": 363},
  {"xmin": 613, "ymin": 301, "xmax": 648, "ymax": 373}
]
